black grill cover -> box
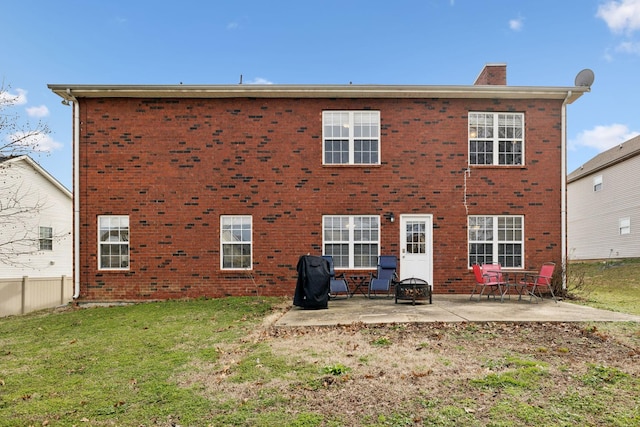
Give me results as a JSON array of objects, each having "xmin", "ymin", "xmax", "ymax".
[{"xmin": 293, "ymin": 255, "xmax": 330, "ymax": 309}]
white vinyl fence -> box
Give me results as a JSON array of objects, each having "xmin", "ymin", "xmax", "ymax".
[{"xmin": 0, "ymin": 276, "xmax": 72, "ymax": 317}]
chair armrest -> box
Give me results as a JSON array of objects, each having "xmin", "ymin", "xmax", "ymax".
[
  {"xmin": 483, "ymin": 272, "xmax": 499, "ymax": 281},
  {"xmin": 537, "ymin": 275, "xmax": 552, "ymax": 284}
]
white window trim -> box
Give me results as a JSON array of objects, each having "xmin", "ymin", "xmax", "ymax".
[
  {"xmin": 468, "ymin": 215, "xmax": 524, "ymax": 269},
  {"xmin": 619, "ymin": 217, "xmax": 631, "ymax": 235},
  {"xmin": 98, "ymin": 215, "xmax": 130, "ymax": 271},
  {"xmin": 39, "ymin": 226, "xmax": 53, "ymax": 251},
  {"xmin": 220, "ymin": 215, "xmax": 253, "ymax": 270},
  {"xmin": 468, "ymin": 112, "xmax": 525, "ymax": 166},
  {"xmin": 322, "ymin": 215, "xmax": 380, "ymax": 269},
  {"xmin": 322, "ymin": 111, "xmax": 381, "ymax": 165},
  {"xmin": 593, "ymin": 175, "xmax": 603, "ymax": 192}
]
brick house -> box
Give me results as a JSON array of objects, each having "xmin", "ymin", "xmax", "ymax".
[{"xmin": 49, "ymin": 64, "xmax": 589, "ymax": 301}]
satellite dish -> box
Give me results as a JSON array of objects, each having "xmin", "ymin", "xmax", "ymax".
[{"xmin": 575, "ymin": 69, "xmax": 595, "ymax": 87}]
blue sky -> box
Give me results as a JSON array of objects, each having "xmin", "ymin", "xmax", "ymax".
[{"xmin": 2, "ymin": 0, "xmax": 639, "ymax": 189}]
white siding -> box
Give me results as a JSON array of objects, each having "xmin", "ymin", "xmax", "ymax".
[
  {"xmin": 568, "ymin": 155, "xmax": 640, "ymax": 260},
  {"xmin": 0, "ymin": 158, "xmax": 73, "ymax": 278}
]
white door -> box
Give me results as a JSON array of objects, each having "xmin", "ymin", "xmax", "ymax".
[{"xmin": 399, "ymin": 215, "xmax": 433, "ymax": 286}]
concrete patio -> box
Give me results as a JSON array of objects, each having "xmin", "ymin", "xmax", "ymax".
[{"xmin": 275, "ymin": 294, "xmax": 640, "ymax": 327}]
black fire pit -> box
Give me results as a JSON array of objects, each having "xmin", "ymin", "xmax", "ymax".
[{"xmin": 395, "ymin": 277, "xmax": 432, "ymax": 305}]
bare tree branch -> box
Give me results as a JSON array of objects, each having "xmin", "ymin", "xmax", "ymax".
[
  {"xmin": 1, "ymin": 81, "xmax": 52, "ymax": 156},
  {"xmin": 1, "ymin": 80, "xmax": 57, "ymax": 266}
]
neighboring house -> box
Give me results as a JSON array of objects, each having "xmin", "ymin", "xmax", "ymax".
[
  {"xmin": 49, "ymin": 64, "xmax": 589, "ymax": 301},
  {"xmin": 0, "ymin": 155, "xmax": 72, "ymax": 278},
  {"xmin": 567, "ymin": 135, "xmax": 640, "ymax": 260}
]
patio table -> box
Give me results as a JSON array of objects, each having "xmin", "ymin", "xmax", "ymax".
[
  {"xmin": 349, "ymin": 275, "xmax": 370, "ymax": 297},
  {"xmin": 502, "ymin": 271, "xmax": 538, "ymax": 301}
]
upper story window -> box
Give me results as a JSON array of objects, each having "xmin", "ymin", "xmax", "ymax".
[
  {"xmin": 468, "ymin": 215, "xmax": 524, "ymax": 268},
  {"xmin": 323, "ymin": 111, "xmax": 380, "ymax": 165},
  {"xmin": 469, "ymin": 112, "xmax": 524, "ymax": 166},
  {"xmin": 221, "ymin": 215, "xmax": 252, "ymax": 270},
  {"xmin": 39, "ymin": 226, "xmax": 53, "ymax": 251},
  {"xmin": 98, "ymin": 215, "xmax": 129, "ymax": 270},
  {"xmin": 323, "ymin": 215, "xmax": 379, "ymax": 269},
  {"xmin": 593, "ymin": 175, "xmax": 603, "ymax": 192}
]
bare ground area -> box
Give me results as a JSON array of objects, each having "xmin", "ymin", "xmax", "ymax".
[{"xmin": 181, "ymin": 304, "xmax": 640, "ymax": 426}]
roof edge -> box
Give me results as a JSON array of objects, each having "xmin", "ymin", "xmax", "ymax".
[
  {"xmin": 1, "ymin": 155, "xmax": 72, "ymax": 198},
  {"xmin": 48, "ymin": 83, "xmax": 589, "ymax": 104},
  {"xmin": 568, "ymin": 135, "xmax": 640, "ymax": 183}
]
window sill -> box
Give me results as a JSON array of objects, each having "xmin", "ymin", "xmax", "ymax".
[
  {"xmin": 322, "ymin": 164, "xmax": 382, "ymax": 168},
  {"xmin": 469, "ymin": 165, "xmax": 527, "ymax": 170}
]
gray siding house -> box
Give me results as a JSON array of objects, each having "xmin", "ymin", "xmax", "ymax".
[{"xmin": 568, "ymin": 135, "xmax": 640, "ymax": 260}]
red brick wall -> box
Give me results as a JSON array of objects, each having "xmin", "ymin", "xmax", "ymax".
[
  {"xmin": 76, "ymin": 96, "xmax": 563, "ymax": 300},
  {"xmin": 474, "ymin": 64, "xmax": 507, "ymax": 85}
]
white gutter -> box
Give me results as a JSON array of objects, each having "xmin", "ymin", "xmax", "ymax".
[
  {"xmin": 561, "ymin": 90, "xmax": 572, "ymax": 291},
  {"xmin": 68, "ymin": 89, "xmax": 81, "ymax": 299}
]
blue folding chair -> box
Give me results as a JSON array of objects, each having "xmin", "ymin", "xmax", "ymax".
[
  {"xmin": 368, "ymin": 255, "xmax": 398, "ymax": 298},
  {"xmin": 321, "ymin": 255, "xmax": 350, "ymax": 299}
]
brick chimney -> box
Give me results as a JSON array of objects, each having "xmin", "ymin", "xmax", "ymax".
[{"xmin": 474, "ymin": 64, "xmax": 507, "ymax": 85}]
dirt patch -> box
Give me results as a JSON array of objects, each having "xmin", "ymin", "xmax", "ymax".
[{"xmin": 183, "ymin": 303, "xmax": 640, "ymax": 425}]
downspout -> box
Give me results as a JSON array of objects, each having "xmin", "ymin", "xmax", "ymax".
[
  {"xmin": 67, "ymin": 89, "xmax": 81, "ymax": 299},
  {"xmin": 561, "ymin": 90, "xmax": 572, "ymax": 292}
]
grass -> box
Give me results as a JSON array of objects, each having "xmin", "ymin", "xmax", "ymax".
[
  {"xmin": 0, "ymin": 297, "xmax": 290, "ymax": 426},
  {"xmin": 567, "ymin": 258, "xmax": 640, "ymax": 315},
  {"xmin": 0, "ymin": 260, "xmax": 639, "ymax": 426}
]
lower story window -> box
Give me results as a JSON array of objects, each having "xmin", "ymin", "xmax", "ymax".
[
  {"xmin": 98, "ymin": 215, "xmax": 129, "ymax": 270},
  {"xmin": 468, "ymin": 215, "xmax": 523, "ymax": 268},
  {"xmin": 323, "ymin": 215, "xmax": 379, "ymax": 268},
  {"xmin": 221, "ymin": 215, "xmax": 252, "ymax": 269}
]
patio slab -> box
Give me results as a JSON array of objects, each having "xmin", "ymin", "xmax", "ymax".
[{"xmin": 275, "ymin": 295, "xmax": 640, "ymax": 327}]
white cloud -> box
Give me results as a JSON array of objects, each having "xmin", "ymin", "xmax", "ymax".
[
  {"xmin": 570, "ymin": 123, "xmax": 640, "ymax": 152},
  {"xmin": 616, "ymin": 40, "xmax": 640, "ymax": 53},
  {"xmin": 597, "ymin": 0, "xmax": 640, "ymax": 34},
  {"xmin": 0, "ymin": 88, "xmax": 28, "ymax": 106},
  {"xmin": 227, "ymin": 21, "xmax": 239, "ymax": 30},
  {"xmin": 509, "ymin": 17, "xmax": 524, "ymax": 31},
  {"xmin": 33, "ymin": 134, "xmax": 63, "ymax": 152},
  {"xmin": 26, "ymin": 105, "xmax": 50, "ymax": 118},
  {"xmin": 246, "ymin": 77, "xmax": 273, "ymax": 85},
  {"xmin": 6, "ymin": 131, "xmax": 63, "ymax": 153}
]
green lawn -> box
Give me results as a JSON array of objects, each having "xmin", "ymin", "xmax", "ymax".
[
  {"xmin": 0, "ymin": 298, "xmax": 283, "ymax": 426},
  {"xmin": 567, "ymin": 258, "xmax": 640, "ymax": 315},
  {"xmin": 0, "ymin": 261, "xmax": 639, "ymax": 426}
]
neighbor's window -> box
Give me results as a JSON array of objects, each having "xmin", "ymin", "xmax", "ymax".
[
  {"xmin": 620, "ymin": 217, "xmax": 630, "ymax": 235},
  {"xmin": 39, "ymin": 226, "xmax": 53, "ymax": 251},
  {"xmin": 221, "ymin": 215, "xmax": 252, "ymax": 269},
  {"xmin": 468, "ymin": 215, "xmax": 523, "ymax": 268},
  {"xmin": 323, "ymin": 111, "xmax": 380, "ymax": 165},
  {"xmin": 593, "ymin": 175, "xmax": 603, "ymax": 192},
  {"xmin": 323, "ymin": 215, "xmax": 379, "ymax": 268},
  {"xmin": 469, "ymin": 112, "xmax": 524, "ymax": 165},
  {"xmin": 98, "ymin": 216, "xmax": 129, "ymax": 270}
]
